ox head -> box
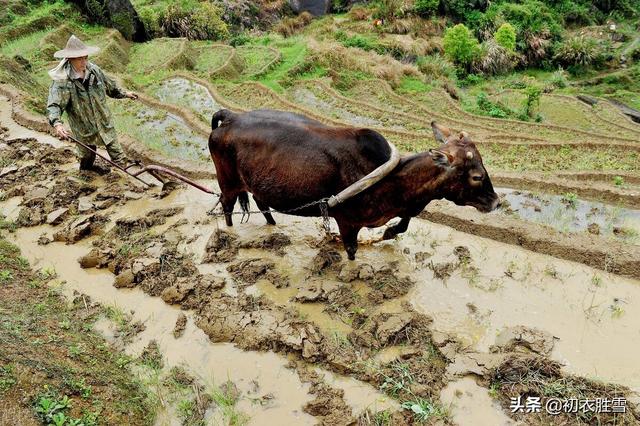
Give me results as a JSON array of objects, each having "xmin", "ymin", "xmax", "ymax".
[{"xmin": 429, "ymin": 122, "xmax": 499, "ymax": 213}]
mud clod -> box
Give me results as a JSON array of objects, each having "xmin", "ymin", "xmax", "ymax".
[
  {"xmin": 227, "ymin": 258, "xmax": 288, "ymax": 288},
  {"xmin": 202, "ymin": 229, "xmax": 239, "ymax": 263},
  {"xmin": 238, "ymin": 232, "xmax": 292, "ymax": 255},
  {"xmin": 173, "ymin": 313, "xmax": 187, "ymax": 338},
  {"xmin": 309, "ymin": 247, "xmax": 342, "ymax": 274},
  {"xmin": 588, "ymin": 222, "xmax": 601, "ymax": 235},
  {"xmin": 53, "ymin": 214, "xmax": 108, "ymax": 243},
  {"xmin": 490, "ymin": 326, "xmax": 555, "ymax": 356}
]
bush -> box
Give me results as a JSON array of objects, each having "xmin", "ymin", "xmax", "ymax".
[
  {"xmin": 474, "ymin": 39, "xmax": 517, "ymax": 75},
  {"xmin": 416, "ymin": 54, "xmax": 455, "ymax": 80},
  {"xmin": 111, "ymin": 11, "xmax": 135, "ymax": 40},
  {"xmin": 161, "ymin": 1, "xmax": 229, "ymax": 40},
  {"xmin": 191, "ymin": 2, "xmax": 229, "ymax": 40},
  {"xmin": 348, "ymin": 5, "xmax": 370, "ymax": 20},
  {"xmin": 443, "ymin": 23, "xmax": 480, "ymax": 68},
  {"xmin": 494, "ymin": 23, "xmax": 516, "ymax": 51},
  {"xmin": 414, "ymin": 0, "xmax": 439, "ymax": 17},
  {"xmin": 549, "ymin": 69, "xmax": 568, "ymax": 88},
  {"xmin": 138, "ymin": 8, "xmax": 160, "ymax": 38},
  {"xmin": 522, "ymin": 85, "xmax": 542, "ymax": 119},
  {"xmin": 275, "ymin": 11, "xmax": 313, "ymax": 38},
  {"xmin": 553, "ymin": 36, "xmax": 602, "ymax": 67},
  {"xmin": 441, "ymin": 0, "xmax": 488, "ymax": 19},
  {"xmin": 373, "ymin": 0, "xmax": 407, "ymax": 20},
  {"xmin": 476, "ymin": 92, "xmax": 512, "ymax": 118}
]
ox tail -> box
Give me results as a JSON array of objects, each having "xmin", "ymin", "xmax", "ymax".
[
  {"xmin": 211, "ymin": 109, "xmax": 233, "ymax": 130},
  {"xmin": 238, "ymin": 192, "xmax": 250, "ymax": 223}
]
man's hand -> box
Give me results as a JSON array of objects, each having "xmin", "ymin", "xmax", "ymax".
[
  {"xmin": 54, "ymin": 123, "xmax": 71, "ymax": 140},
  {"xmin": 125, "ymin": 91, "xmax": 139, "ymax": 100}
]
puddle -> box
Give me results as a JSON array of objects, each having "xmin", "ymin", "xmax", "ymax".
[
  {"xmin": 497, "ymin": 187, "xmax": 640, "ymax": 243},
  {"xmin": 441, "ymin": 377, "xmax": 514, "ymax": 426},
  {"xmin": 153, "ymin": 77, "xmax": 221, "ymax": 123},
  {"xmin": 111, "ymin": 101, "xmax": 209, "ymax": 164}
]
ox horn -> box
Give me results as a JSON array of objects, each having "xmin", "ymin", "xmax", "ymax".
[{"xmin": 466, "ymin": 151, "xmax": 474, "ymax": 160}]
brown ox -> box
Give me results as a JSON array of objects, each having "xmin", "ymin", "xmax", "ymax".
[{"xmin": 208, "ymin": 109, "xmax": 499, "ymax": 260}]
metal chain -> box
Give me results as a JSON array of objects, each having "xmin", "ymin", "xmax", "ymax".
[{"xmin": 206, "ymin": 196, "xmax": 332, "ymax": 234}]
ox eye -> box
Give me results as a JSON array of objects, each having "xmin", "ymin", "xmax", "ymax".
[{"xmin": 471, "ymin": 175, "xmax": 483, "ymax": 182}]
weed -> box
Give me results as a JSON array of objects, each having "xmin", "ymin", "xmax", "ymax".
[
  {"xmin": 34, "ymin": 392, "xmax": 72, "ymax": 423},
  {"xmin": 590, "ymin": 274, "xmax": 603, "ymax": 287},
  {"xmin": 0, "ymin": 269, "xmax": 13, "ymax": 284},
  {"xmin": 401, "ymin": 397, "xmax": 449, "ymax": 422},
  {"xmin": 39, "ymin": 266, "xmax": 57, "ymax": 280},
  {"xmin": 561, "ymin": 192, "xmax": 578, "ymax": 208},
  {"xmin": 380, "ymin": 361, "xmax": 413, "ymax": 397},
  {"xmin": 609, "ymin": 303, "xmax": 624, "ymax": 318},
  {"xmin": 0, "ymin": 364, "xmax": 16, "ymax": 394},
  {"xmin": 208, "ymin": 382, "xmax": 249, "ymax": 426},
  {"xmin": 613, "ymin": 176, "xmax": 624, "ymax": 186},
  {"xmin": 543, "ymin": 265, "xmax": 559, "ymax": 279}
]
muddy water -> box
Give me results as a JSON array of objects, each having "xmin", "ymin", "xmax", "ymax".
[
  {"xmin": 0, "ymin": 214, "xmax": 317, "ymax": 426},
  {"xmin": 398, "ymin": 217, "xmax": 640, "ymax": 393},
  {"xmin": 128, "ymin": 185, "xmax": 640, "ymax": 398},
  {"xmin": 441, "ymin": 377, "xmax": 514, "ymax": 425},
  {"xmin": 0, "ymin": 96, "xmax": 61, "ymax": 147},
  {"xmin": 497, "ymin": 187, "xmax": 640, "ymax": 243},
  {"xmin": 153, "ymin": 77, "xmax": 221, "ymax": 122}
]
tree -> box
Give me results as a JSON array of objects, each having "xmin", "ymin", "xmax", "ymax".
[
  {"xmin": 494, "ymin": 23, "xmax": 516, "ymax": 51},
  {"xmin": 443, "ymin": 24, "xmax": 480, "ymax": 68},
  {"xmin": 414, "ymin": 0, "xmax": 439, "ymax": 16}
]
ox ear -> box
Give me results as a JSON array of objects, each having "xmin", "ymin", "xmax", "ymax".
[
  {"xmin": 431, "ymin": 122, "xmax": 451, "ymax": 144},
  {"xmin": 429, "ymin": 149, "xmax": 453, "ymax": 168}
]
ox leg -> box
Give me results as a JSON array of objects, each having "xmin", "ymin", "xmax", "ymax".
[
  {"xmin": 338, "ymin": 222, "xmax": 361, "ymax": 261},
  {"xmin": 254, "ymin": 196, "xmax": 276, "ymax": 225},
  {"xmin": 382, "ymin": 217, "xmax": 411, "ymax": 240},
  {"xmin": 221, "ymin": 194, "xmax": 238, "ymax": 226}
]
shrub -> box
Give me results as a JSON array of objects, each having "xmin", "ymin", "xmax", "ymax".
[
  {"xmin": 414, "ymin": 0, "xmax": 439, "ymax": 17},
  {"xmin": 111, "ymin": 11, "xmax": 135, "ymax": 40},
  {"xmin": 275, "ymin": 11, "xmax": 313, "ymax": 38},
  {"xmin": 441, "ymin": 0, "xmax": 488, "ymax": 19},
  {"xmin": 474, "ymin": 39, "xmax": 518, "ymax": 75},
  {"xmin": 416, "ymin": 54, "xmax": 455, "ymax": 80},
  {"xmin": 553, "ymin": 36, "xmax": 602, "ymax": 67},
  {"xmin": 443, "ymin": 23, "xmax": 480, "ymax": 68},
  {"xmin": 138, "ymin": 8, "xmax": 160, "ymax": 38},
  {"xmin": 476, "ymin": 92, "xmax": 511, "ymax": 118},
  {"xmin": 522, "ymin": 85, "xmax": 542, "ymax": 119},
  {"xmin": 549, "ymin": 69, "xmax": 568, "ymax": 88},
  {"xmin": 494, "ymin": 23, "xmax": 516, "ymax": 51},
  {"xmin": 348, "ymin": 5, "xmax": 370, "ymax": 21},
  {"xmin": 161, "ymin": 1, "xmax": 229, "ymax": 40},
  {"xmin": 191, "ymin": 2, "xmax": 229, "ymax": 40},
  {"xmin": 373, "ymin": 0, "xmax": 407, "ymax": 20}
]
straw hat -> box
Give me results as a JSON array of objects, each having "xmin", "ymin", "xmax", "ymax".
[{"xmin": 54, "ymin": 35, "xmax": 100, "ymax": 59}]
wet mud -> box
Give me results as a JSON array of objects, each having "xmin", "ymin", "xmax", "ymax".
[{"xmin": 3, "ymin": 89, "xmax": 640, "ymax": 425}]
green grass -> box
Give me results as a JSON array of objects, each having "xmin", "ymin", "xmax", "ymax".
[
  {"xmin": 194, "ymin": 43, "xmax": 232, "ymax": 73},
  {"xmin": 254, "ymin": 37, "xmax": 308, "ymax": 93},
  {"xmin": 0, "ymin": 29, "xmax": 54, "ymax": 58},
  {"xmin": 127, "ymin": 38, "xmax": 183, "ymax": 75},
  {"xmin": 395, "ymin": 76, "xmax": 433, "ymax": 95}
]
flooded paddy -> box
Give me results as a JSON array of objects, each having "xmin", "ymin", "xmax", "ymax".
[
  {"xmin": 151, "ymin": 77, "xmax": 222, "ymax": 123},
  {"xmin": 497, "ymin": 187, "xmax": 640, "ymax": 243},
  {"xmin": 110, "ymin": 100, "xmax": 209, "ymax": 164}
]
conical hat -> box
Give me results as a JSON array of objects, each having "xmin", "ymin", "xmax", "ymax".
[{"xmin": 53, "ymin": 35, "xmax": 100, "ymax": 59}]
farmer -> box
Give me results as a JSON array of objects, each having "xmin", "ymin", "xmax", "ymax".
[{"xmin": 46, "ymin": 35, "xmax": 137, "ymax": 174}]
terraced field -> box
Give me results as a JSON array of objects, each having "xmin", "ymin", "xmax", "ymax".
[{"xmin": 2, "ymin": 13, "xmax": 640, "ymax": 425}]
